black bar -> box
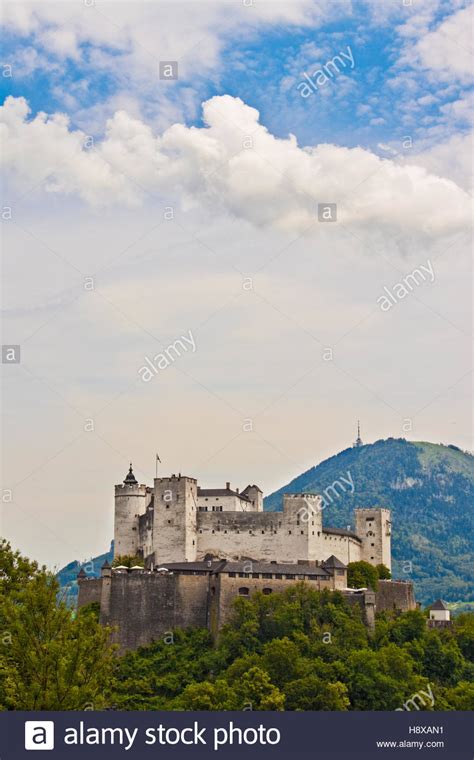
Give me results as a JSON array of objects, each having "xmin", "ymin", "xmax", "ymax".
[{"xmin": 1, "ymin": 711, "xmax": 472, "ymax": 759}]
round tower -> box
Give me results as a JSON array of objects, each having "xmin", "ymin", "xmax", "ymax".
[{"xmin": 114, "ymin": 464, "xmax": 148, "ymax": 559}]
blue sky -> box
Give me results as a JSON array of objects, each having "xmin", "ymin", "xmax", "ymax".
[{"xmin": 1, "ymin": 0, "xmax": 471, "ymax": 151}]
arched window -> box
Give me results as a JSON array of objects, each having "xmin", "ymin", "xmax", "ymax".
[
  {"xmin": 262, "ymin": 588, "xmax": 273, "ymax": 595},
  {"xmin": 238, "ymin": 587, "xmax": 249, "ymax": 596}
]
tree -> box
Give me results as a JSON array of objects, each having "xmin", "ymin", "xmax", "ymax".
[
  {"xmin": 235, "ymin": 666, "xmax": 285, "ymax": 710},
  {"xmin": 347, "ymin": 561, "xmax": 379, "ymax": 590},
  {"xmin": 112, "ymin": 555, "xmax": 144, "ymax": 568},
  {"xmin": 376, "ymin": 564, "xmax": 391, "ymax": 580},
  {"xmin": 285, "ymin": 675, "xmax": 349, "ymax": 711},
  {"xmin": 0, "ymin": 560, "xmax": 114, "ymax": 709},
  {"xmin": 0, "ymin": 538, "xmax": 40, "ymax": 597},
  {"xmin": 175, "ymin": 679, "xmax": 237, "ymax": 710}
]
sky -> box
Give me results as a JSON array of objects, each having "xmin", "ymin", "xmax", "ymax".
[{"xmin": 0, "ymin": 0, "xmax": 473, "ymax": 569}]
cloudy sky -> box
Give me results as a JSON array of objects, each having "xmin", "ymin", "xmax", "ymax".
[{"xmin": 1, "ymin": 0, "xmax": 472, "ymax": 569}]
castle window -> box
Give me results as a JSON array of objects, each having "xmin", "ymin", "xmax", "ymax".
[
  {"xmin": 285, "ymin": 574, "xmax": 295, "ymax": 579},
  {"xmin": 300, "ymin": 530, "xmax": 304, "ymax": 535},
  {"xmin": 199, "ymin": 530, "xmax": 202, "ymax": 533},
  {"xmin": 370, "ymin": 556, "xmax": 374, "ymax": 560},
  {"xmin": 167, "ymin": 520, "xmax": 171, "ymax": 524},
  {"xmin": 262, "ymin": 573, "xmax": 272, "ymax": 579},
  {"xmin": 288, "ymin": 530, "xmax": 292, "ymax": 535},
  {"xmin": 205, "ymin": 498, "xmax": 208, "ymax": 501},
  {"xmin": 238, "ymin": 587, "xmax": 249, "ymax": 596},
  {"xmin": 312, "ymin": 521, "xmax": 314, "ymax": 526},
  {"xmin": 252, "ymin": 573, "xmax": 259, "ymax": 578},
  {"xmin": 297, "ymin": 520, "xmax": 300, "ymax": 526},
  {"xmin": 211, "ymin": 586, "xmax": 216, "ymax": 596},
  {"xmin": 192, "ymin": 540, "xmax": 195, "ymax": 545},
  {"xmin": 275, "ymin": 573, "xmax": 283, "ymax": 579},
  {"xmin": 318, "ymin": 531, "xmax": 320, "ymax": 536},
  {"xmin": 224, "ymin": 530, "xmax": 228, "ymax": 534},
  {"xmin": 166, "ymin": 505, "xmax": 169, "ymax": 509},
  {"xmin": 312, "ymin": 531, "xmax": 314, "ymax": 535},
  {"xmin": 212, "ymin": 530, "xmax": 215, "ymax": 534},
  {"xmin": 371, "ymin": 543, "xmax": 375, "ymax": 547},
  {"xmin": 261, "ymin": 530, "xmax": 265, "ymax": 534},
  {"xmin": 262, "ymin": 588, "xmax": 272, "ymax": 595},
  {"xmin": 228, "ymin": 572, "xmax": 236, "ymax": 578}
]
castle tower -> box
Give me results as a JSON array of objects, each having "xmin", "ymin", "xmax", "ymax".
[
  {"xmin": 153, "ymin": 474, "xmax": 198, "ymax": 564},
  {"xmin": 282, "ymin": 493, "xmax": 324, "ymax": 562},
  {"xmin": 354, "ymin": 507, "xmax": 391, "ymax": 571},
  {"xmin": 114, "ymin": 464, "xmax": 149, "ymax": 559}
]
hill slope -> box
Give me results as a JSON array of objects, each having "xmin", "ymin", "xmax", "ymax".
[
  {"xmin": 264, "ymin": 439, "xmax": 473, "ymax": 605},
  {"xmin": 57, "ymin": 543, "xmax": 114, "ymax": 605}
]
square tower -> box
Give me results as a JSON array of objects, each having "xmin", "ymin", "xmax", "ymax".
[
  {"xmin": 152, "ymin": 475, "xmax": 198, "ymax": 564},
  {"xmin": 354, "ymin": 508, "xmax": 391, "ymax": 571}
]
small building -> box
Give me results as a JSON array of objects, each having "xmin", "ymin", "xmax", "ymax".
[{"xmin": 427, "ymin": 599, "xmax": 452, "ymax": 629}]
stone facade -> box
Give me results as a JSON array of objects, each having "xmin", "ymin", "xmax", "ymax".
[{"xmin": 115, "ymin": 468, "xmax": 391, "ymax": 572}]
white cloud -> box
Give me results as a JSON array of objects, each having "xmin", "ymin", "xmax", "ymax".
[
  {"xmin": 403, "ymin": 131, "xmax": 474, "ymax": 193},
  {"xmin": 404, "ymin": 5, "xmax": 474, "ymax": 84},
  {"xmin": 1, "ymin": 94, "xmax": 472, "ymax": 237}
]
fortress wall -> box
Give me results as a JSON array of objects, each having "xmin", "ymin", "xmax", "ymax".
[
  {"xmin": 196, "ymin": 511, "xmax": 281, "ymax": 561},
  {"xmin": 375, "ymin": 580, "xmax": 416, "ymax": 613},
  {"xmin": 215, "ymin": 575, "xmax": 334, "ymax": 629},
  {"xmin": 104, "ymin": 572, "xmax": 210, "ymax": 653},
  {"xmin": 321, "ymin": 533, "xmax": 361, "ymax": 564},
  {"xmin": 77, "ymin": 578, "xmax": 103, "ymax": 608},
  {"xmin": 196, "ymin": 507, "xmax": 329, "ymax": 563}
]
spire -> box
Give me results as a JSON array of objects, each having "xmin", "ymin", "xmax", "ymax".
[
  {"xmin": 123, "ymin": 463, "xmax": 138, "ymax": 485},
  {"xmin": 354, "ymin": 421, "xmax": 363, "ymax": 448}
]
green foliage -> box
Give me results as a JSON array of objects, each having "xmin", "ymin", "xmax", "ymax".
[
  {"xmin": 347, "ymin": 561, "xmax": 379, "ymax": 590},
  {"xmin": 0, "ymin": 541, "xmax": 115, "ymax": 710},
  {"xmin": 376, "ymin": 564, "xmax": 391, "ymax": 580},
  {"xmin": 108, "ymin": 584, "xmax": 473, "ymax": 712},
  {"xmin": 112, "ymin": 555, "xmax": 144, "ymax": 568}
]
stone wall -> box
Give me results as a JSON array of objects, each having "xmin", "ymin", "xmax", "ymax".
[
  {"xmin": 78, "ymin": 571, "xmax": 415, "ymax": 652},
  {"xmin": 100, "ymin": 571, "xmax": 209, "ymax": 653},
  {"xmin": 77, "ymin": 578, "xmax": 103, "ymax": 607},
  {"xmin": 375, "ymin": 579, "xmax": 416, "ymax": 613}
]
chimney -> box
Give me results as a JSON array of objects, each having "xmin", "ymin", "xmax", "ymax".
[
  {"xmin": 226, "ymin": 482, "xmax": 230, "ymax": 490},
  {"xmin": 236, "ymin": 487, "xmax": 239, "ymax": 494}
]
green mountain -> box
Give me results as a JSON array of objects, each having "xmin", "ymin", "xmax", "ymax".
[
  {"xmin": 56, "ymin": 542, "xmax": 114, "ymax": 606},
  {"xmin": 264, "ymin": 438, "xmax": 474, "ymax": 605}
]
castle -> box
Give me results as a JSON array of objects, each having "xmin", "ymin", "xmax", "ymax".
[
  {"xmin": 114, "ymin": 466, "xmax": 392, "ymax": 569},
  {"xmin": 78, "ymin": 465, "xmax": 415, "ymax": 652}
]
